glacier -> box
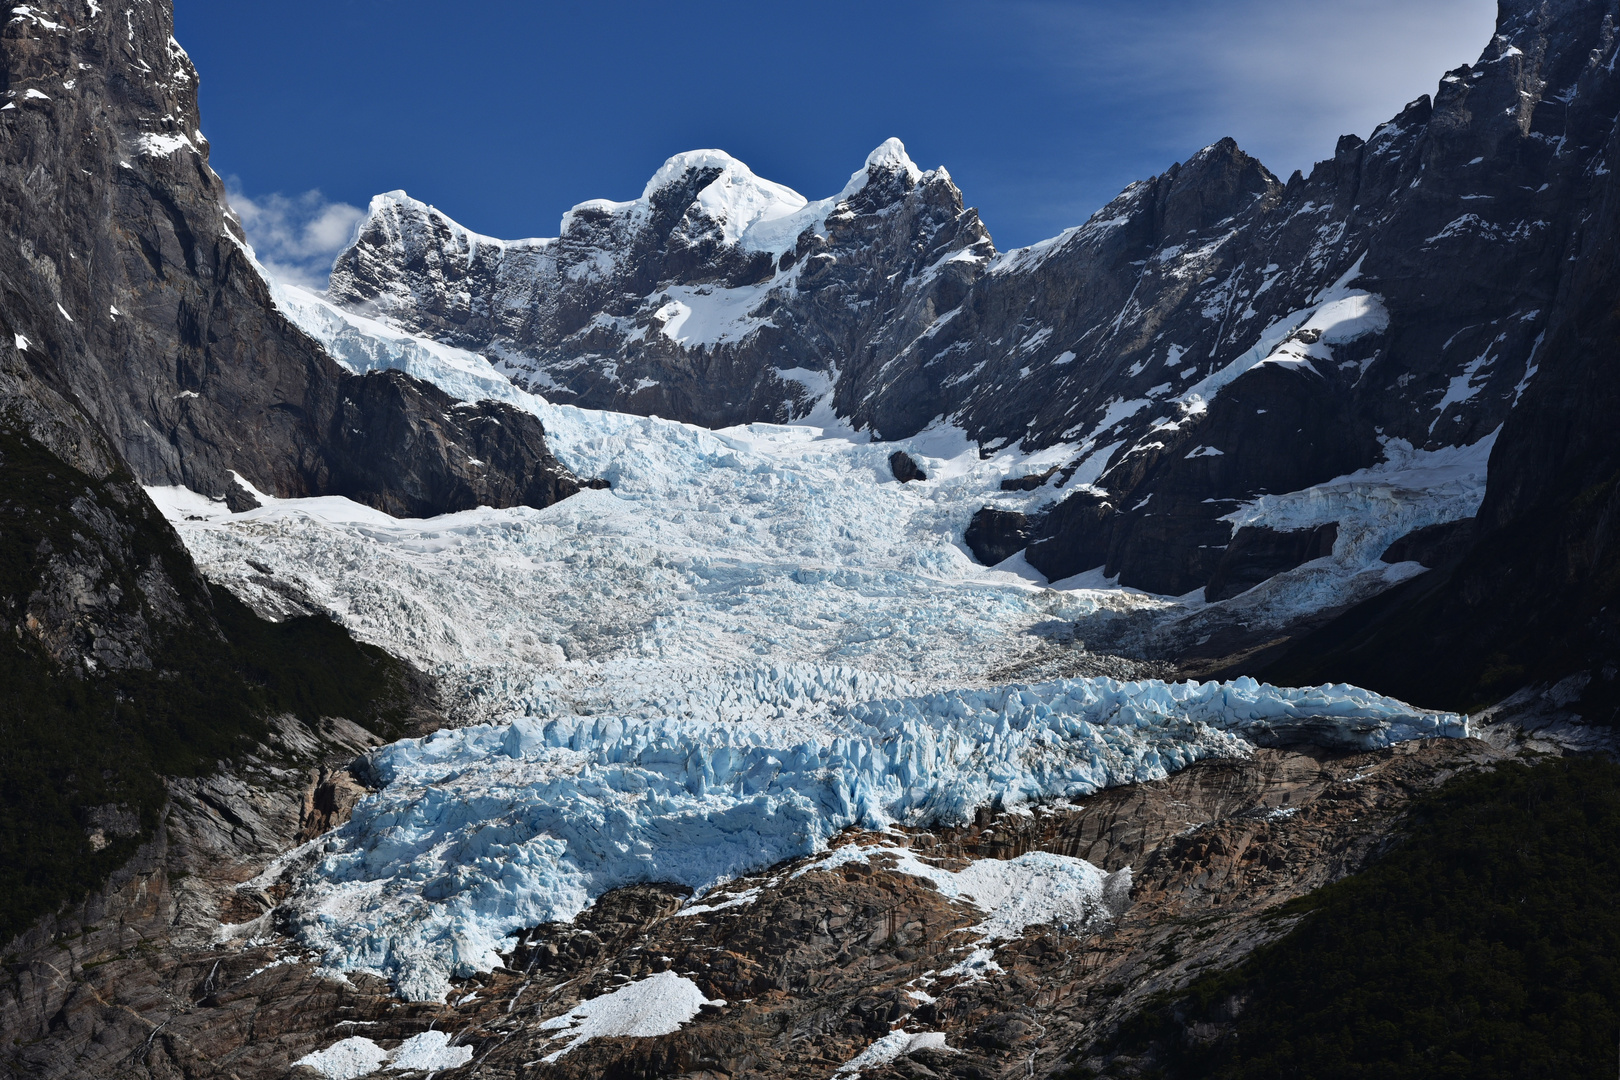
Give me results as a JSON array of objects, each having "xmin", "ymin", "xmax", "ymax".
[
  {"xmin": 280, "ymin": 672, "xmax": 1460, "ymax": 1001},
  {"xmin": 142, "ymin": 256, "xmax": 1473, "ymax": 1003}
]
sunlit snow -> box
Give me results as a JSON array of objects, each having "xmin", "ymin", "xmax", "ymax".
[
  {"xmin": 536, "ymin": 971, "xmax": 722, "ymax": 1062},
  {"xmin": 294, "ymin": 1030, "xmax": 472, "ymax": 1078}
]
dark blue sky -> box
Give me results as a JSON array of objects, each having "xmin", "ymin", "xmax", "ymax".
[{"xmin": 174, "ymin": 0, "xmax": 1496, "ymax": 285}]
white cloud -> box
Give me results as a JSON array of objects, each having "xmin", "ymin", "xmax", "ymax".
[{"xmin": 225, "ymin": 182, "xmax": 364, "ymax": 290}]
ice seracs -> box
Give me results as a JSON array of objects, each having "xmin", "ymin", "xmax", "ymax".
[{"xmin": 280, "ymin": 673, "xmax": 1461, "ymax": 1000}]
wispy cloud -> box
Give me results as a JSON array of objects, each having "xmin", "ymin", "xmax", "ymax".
[
  {"xmin": 1028, "ymin": 0, "xmax": 1496, "ymax": 169},
  {"xmin": 1156, "ymin": 0, "xmax": 1498, "ymax": 176},
  {"xmin": 225, "ymin": 182, "xmax": 365, "ymax": 290},
  {"xmin": 975, "ymin": 0, "xmax": 1497, "ymax": 241}
]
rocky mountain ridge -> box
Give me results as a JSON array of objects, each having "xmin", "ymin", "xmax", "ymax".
[{"xmin": 329, "ymin": 0, "xmax": 1612, "ymax": 600}]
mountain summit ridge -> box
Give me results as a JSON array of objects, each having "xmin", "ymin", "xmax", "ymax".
[{"xmin": 328, "ymin": 2, "xmax": 1605, "ymax": 599}]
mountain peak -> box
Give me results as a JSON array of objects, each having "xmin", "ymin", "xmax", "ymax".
[
  {"xmin": 838, "ymin": 136, "xmax": 924, "ymax": 199},
  {"xmin": 864, "ymin": 136, "xmax": 920, "ymax": 177},
  {"xmin": 557, "ymin": 149, "xmax": 814, "ymax": 253}
]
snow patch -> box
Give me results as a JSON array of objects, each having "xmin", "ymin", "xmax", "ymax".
[
  {"xmin": 836, "ymin": 1031, "xmax": 953, "ymax": 1076},
  {"xmin": 1183, "ymin": 257, "xmax": 1387, "ymax": 405},
  {"xmin": 806, "ymin": 846, "xmax": 1129, "ymax": 942},
  {"xmin": 294, "ymin": 1030, "xmax": 471, "ymax": 1077},
  {"xmin": 654, "ymin": 282, "xmax": 775, "ymax": 346},
  {"xmin": 294, "ymin": 1037, "xmax": 388, "ymax": 1079},
  {"xmin": 538, "ymin": 971, "xmax": 722, "ymax": 1062},
  {"xmin": 387, "ymin": 1031, "xmax": 473, "ymax": 1072},
  {"xmin": 136, "ymin": 131, "xmax": 195, "ymax": 157}
]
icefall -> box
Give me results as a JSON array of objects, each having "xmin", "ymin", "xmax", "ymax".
[{"xmin": 282, "ymin": 670, "xmax": 1465, "ymax": 1000}]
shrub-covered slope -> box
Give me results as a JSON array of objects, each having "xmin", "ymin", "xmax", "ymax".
[
  {"xmin": 1079, "ymin": 758, "xmax": 1620, "ymax": 1079},
  {"xmin": 0, "ymin": 418, "xmax": 423, "ymax": 944}
]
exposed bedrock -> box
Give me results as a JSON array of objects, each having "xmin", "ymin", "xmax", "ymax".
[
  {"xmin": 1205, "ymin": 523, "xmax": 1340, "ymax": 603},
  {"xmin": 965, "ymin": 506, "xmax": 1040, "ymax": 567},
  {"xmin": 888, "ymin": 449, "xmax": 928, "ymax": 483},
  {"xmin": 1378, "ymin": 517, "xmax": 1476, "ymax": 568}
]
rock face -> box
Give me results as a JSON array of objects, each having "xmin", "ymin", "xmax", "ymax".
[
  {"xmin": 1205, "ymin": 523, "xmax": 1340, "ymax": 603},
  {"xmin": 964, "ymin": 507, "xmax": 1038, "ymax": 567},
  {"xmin": 326, "ymin": 0, "xmax": 1614, "ymax": 596},
  {"xmin": 1378, "ymin": 517, "xmax": 1475, "ymax": 568},
  {"xmin": 0, "ymin": 0, "xmax": 583, "ymax": 515},
  {"xmin": 888, "ymin": 450, "xmax": 927, "ymax": 483},
  {"xmin": 1241, "ymin": 2, "xmax": 1620, "ymax": 718}
]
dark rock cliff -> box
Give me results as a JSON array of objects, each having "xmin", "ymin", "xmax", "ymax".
[
  {"xmin": 0, "ymin": 0, "xmax": 487, "ymax": 967},
  {"xmin": 0, "ymin": 0, "xmax": 583, "ymax": 515},
  {"xmin": 1254, "ymin": 3, "xmax": 1620, "ymax": 717}
]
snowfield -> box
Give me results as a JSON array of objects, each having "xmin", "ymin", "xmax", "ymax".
[{"xmin": 146, "ymin": 266, "xmax": 1473, "ymax": 1001}]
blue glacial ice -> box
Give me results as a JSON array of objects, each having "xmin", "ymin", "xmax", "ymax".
[{"xmin": 283, "ymin": 669, "xmax": 1465, "ymax": 1001}]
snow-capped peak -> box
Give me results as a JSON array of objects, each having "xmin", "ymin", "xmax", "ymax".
[
  {"xmin": 639, "ymin": 148, "xmax": 800, "ymax": 206},
  {"xmin": 865, "ymin": 136, "xmax": 922, "ymax": 180},
  {"xmin": 553, "ymin": 141, "xmax": 929, "ymax": 253},
  {"xmin": 359, "ymin": 190, "xmax": 551, "ymax": 257},
  {"xmin": 353, "ymin": 142, "xmax": 933, "ymax": 267},
  {"xmin": 371, "ymin": 188, "xmax": 421, "ymax": 212},
  {"xmin": 559, "ymin": 149, "xmax": 813, "ymax": 254},
  {"xmin": 838, "ymin": 136, "xmax": 924, "ymax": 199}
]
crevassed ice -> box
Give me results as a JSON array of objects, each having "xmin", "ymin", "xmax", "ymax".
[{"xmin": 285, "ymin": 672, "xmax": 1463, "ymax": 1001}]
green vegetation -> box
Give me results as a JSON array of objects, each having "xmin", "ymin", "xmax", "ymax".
[
  {"xmin": 1084, "ymin": 758, "xmax": 1620, "ymax": 1079},
  {"xmin": 0, "ymin": 424, "xmax": 420, "ymax": 945}
]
